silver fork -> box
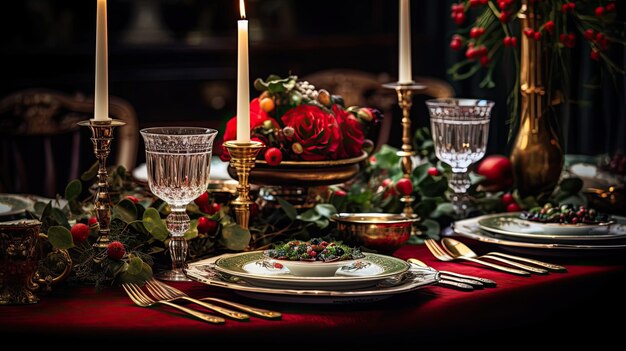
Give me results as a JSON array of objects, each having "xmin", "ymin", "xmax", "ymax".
[
  {"xmin": 121, "ymin": 283, "xmax": 225, "ymax": 324},
  {"xmin": 149, "ymin": 279, "xmax": 282, "ymax": 320},
  {"xmin": 422, "ymin": 238, "xmax": 531, "ymax": 276},
  {"xmin": 145, "ymin": 279, "xmax": 250, "ymax": 321}
]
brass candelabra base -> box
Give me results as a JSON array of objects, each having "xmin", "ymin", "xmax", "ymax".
[
  {"xmin": 78, "ymin": 119, "xmax": 126, "ymax": 248},
  {"xmin": 383, "ymin": 81, "xmax": 425, "ymax": 217},
  {"xmin": 224, "ymin": 140, "xmax": 265, "ymax": 230}
]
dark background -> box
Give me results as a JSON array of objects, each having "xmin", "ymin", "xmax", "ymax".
[{"xmin": 1, "ymin": 0, "xmax": 624, "ymax": 195}]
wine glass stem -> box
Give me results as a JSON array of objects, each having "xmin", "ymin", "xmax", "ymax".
[
  {"xmin": 166, "ymin": 207, "xmax": 190, "ymax": 271},
  {"xmin": 450, "ymin": 170, "xmax": 470, "ymax": 218}
]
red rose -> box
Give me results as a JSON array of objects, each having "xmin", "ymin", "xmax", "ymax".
[
  {"xmin": 281, "ymin": 104, "xmax": 342, "ymax": 161},
  {"xmin": 223, "ymin": 98, "xmax": 278, "ymax": 142},
  {"xmin": 334, "ymin": 105, "xmax": 365, "ymax": 159}
]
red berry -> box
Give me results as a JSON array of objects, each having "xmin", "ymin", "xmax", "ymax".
[
  {"xmin": 568, "ymin": 2, "xmax": 576, "ymax": 10},
  {"xmin": 534, "ymin": 32, "xmax": 543, "ymax": 41},
  {"xmin": 469, "ymin": 0, "xmax": 482, "ymax": 7},
  {"xmin": 465, "ymin": 48, "xmax": 477, "ymax": 60},
  {"xmin": 197, "ymin": 216, "xmax": 218, "ymax": 234},
  {"xmin": 88, "ymin": 216, "xmax": 98, "ymax": 226},
  {"xmin": 506, "ymin": 203, "xmax": 521, "ymax": 212},
  {"xmin": 606, "ymin": 3, "xmax": 616, "ymax": 12},
  {"xmin": 369, "ymin": 155, "xmax": 377, "ymax": 164},
  {"xmin": 479, "ymin": 55, "xmax": 490, "ymax": 66},
  {"xmin": 264, "ymin": 147, "xmax": 283, "ymax": 166},
  {"xmin": 273, "ymin": 262, "xmax": 283, "ymax": 269},
  {"xmin": 595, "ymin": 33, "xmax": 605, "ymax": 42},
  {"xmin": 395, "ymin": 178, "xmax": 413, "ymax": 196},
  {"xmin": 497, "ymin": 0, "xmax": 508, "ymax": 10},
  {"xmin": 595, "ymin": 6, "xmax": 605, "ymax": 17},
  {"xmin": 470, "ymin": 27, "xmax": 485, "ymax": 39},
  {"xmin": 561, "ymin": 4, "xmax": 569, "ymax": 13},
  {"xmin": 523, "ymin": 28, "xmax": 534, "ymax": 38},
  {"xmin": 544, "ymin": 21, "xmax": 555, "ymax": 34},
  {"xmin": 207, "ymin": 202, "xmax": 221, "ymax": 215},
  {"xmin": 450, "ymin": 37, "xmax": 463, "ymax": 51},
  {"xmin": 249, "ymin": 202, "xmax": 260, "ymax": 219},
  {"xmin": 309, "ymin": 250, "xmax": 317, "ymax": 257},
  {"xmin": 334, "ymin": 189, "xmax": 347, "ymax": 197},
  {"xmin": 381, "ymin": 178, "xmax": 393, "ymax": 188},
  {"xmin": 477, "ymin": 45, "xmax": 488, "ymax": 56},
  {"xmin": 584, "ymin": 29, "xmax": 595, "ymax": 40},
  {"xmin": 503, "ymin": 37, "xmax": 511, "ymax": 47},
  {"xmin": 499, "ymin": 11, "xmax": 510, "ymax": 23},
  {"xmin": 427, "ymin": 167, "xmax": 440, "ymax": 176},
  {"xmin": 451, "ymin": 3, "xmax": 464, "ymax": 13},
  {"xmin": 194, "ymin": 191, "xmax": 210, "ymax": 209},
  {"xmin": 124, "ymin": 195, "xmax": 139, "ymax": 204},
  {"xmin": 453, "ymin": 12, "xmax": 466, "ymax": 25},
  {"xmin": 501, "ymin": 193, "xmax": 515, "ymax": 205},
  {"xmin": 107, "ymin": 241, "xmax": 126, "ymax": 260},
  {"xmin": 591, "ymin": 49, "xmax": 601, "ymax": 61},
  {"xmin": 71, "ymin": 223, "xmax": 90, "ymax": 244},
  {"xmin": 510, "ymin": 37, "xmax": 517, "ymax": 46}
]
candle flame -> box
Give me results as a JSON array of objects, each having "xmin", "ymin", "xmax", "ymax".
[{"xmin": 239, "ymin": 0, "xmax": 246, "ymax": 19}]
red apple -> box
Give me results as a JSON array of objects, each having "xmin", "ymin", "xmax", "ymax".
[{"xmin": 476, "ymin": 155, "xmax": 514, "ymax": 191}]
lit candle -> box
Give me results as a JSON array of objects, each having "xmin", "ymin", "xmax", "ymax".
[
  {"xmin": 398, "ymin": 0, "xmax": 412, "ymax": 84},
  {"xmin": 236, "ymin": 0, "xmax": 250, "ymax": 142},
  {"xmin": 94, "ymin": 0, "xmax": 110, "ymax": 121}
]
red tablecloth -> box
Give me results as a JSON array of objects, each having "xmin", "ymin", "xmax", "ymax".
[{"xmin": 2, "ymin": 244, "xmax": 625, "ymax": 346}]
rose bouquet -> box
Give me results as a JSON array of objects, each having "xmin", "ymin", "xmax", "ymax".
[{"xmin": 220, "ymin": 75, "xmax": 382, "ymax": 165}]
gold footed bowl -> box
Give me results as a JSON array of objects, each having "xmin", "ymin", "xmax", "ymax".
[
  {"xmin": 331, "ymin": 213, "xmax": 419, "ymax": 254},
  {"xmin": 228, "ymin": 152, "xmax": 367, "ymax": 187}
]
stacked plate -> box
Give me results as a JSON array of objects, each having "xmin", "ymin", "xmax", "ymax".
[
  {"xmin": 185, "ymin": 251, "xmax": 439, "ymax": 304},
  {"xmin": 453, "ymin": 212, "xmax": 626, "ymax": 256}
]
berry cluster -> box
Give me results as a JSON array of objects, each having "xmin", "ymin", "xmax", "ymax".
[
  {"xmin": 265, "ymin": 238, "xmax": 364, "ymax": 262},
  {"xmin": 521, "ymin": 204, "xmax": 610, "ymax": 225}
]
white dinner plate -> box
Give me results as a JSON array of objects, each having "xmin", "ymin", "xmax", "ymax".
[
  {"xmin": 212, "ymin": 251, "xmax": 411, "ymax": 290},
  {"xmin": 453, "ymin": 215, "xmax": 626, "ymax": 256},
  {"xmin": 0, "ymin": 194, "xmax": 33, "ymax": 218},
  {"xmin": 478, "ymin": 213, "xmax": 622, "ymax": 241},
  {"xmin": 185, "ymin": 257, "xmax": 438, "ymax": 304}
]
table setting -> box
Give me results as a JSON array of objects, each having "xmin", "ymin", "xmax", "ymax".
[{"xmin": 2, "ymin": 0, "xmax": 626, "ymax": 346}]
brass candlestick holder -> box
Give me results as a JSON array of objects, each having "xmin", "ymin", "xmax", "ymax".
[
  {"xmin": 78, "ymin": 119, "xmax": 126, "ymax": 248},
  {"xmin": 224, "ymin": 140, "xmax": 265, "ymax": 230},
  {"xmin": 383, "ymin": 82, "xmax": 425, "ymax": 216}
]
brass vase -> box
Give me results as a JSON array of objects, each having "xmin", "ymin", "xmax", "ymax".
[{"xmin": 510, "ymin": 1, "xmax": 564, "ymax": 201}]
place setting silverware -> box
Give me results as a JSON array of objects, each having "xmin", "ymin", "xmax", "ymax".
[{"xmin": 408, "ymin": 258, "xmax": 496, "ymax": 289}]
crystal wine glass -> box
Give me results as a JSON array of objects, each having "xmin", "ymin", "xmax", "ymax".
[
  {"xmin": 140, "ymin": 127, "xmax": 218, "ymax": 281},
  {"xmin": 426, "ymin": 98, "xmax": 494, "ymax": 218}
]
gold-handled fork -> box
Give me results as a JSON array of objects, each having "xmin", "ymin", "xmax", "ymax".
[
  {"xmin": 144, "ymin": 279, "xmax": 250, "ymax": 321},
  {"xmin": 122, "ymin": 283, "xmax": 225, "ymax": 324},
  {"xmin": 422, "ymin": 238, "xmax": 531, "ymax": 276},
  {"xmin": 148, "ymin": 279, "xmax": 282, "ymax": 320}
]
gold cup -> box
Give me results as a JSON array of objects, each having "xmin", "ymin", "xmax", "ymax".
[{"xmin": 0, "ymin": 220, "xmax": 72, "ymax": 305}]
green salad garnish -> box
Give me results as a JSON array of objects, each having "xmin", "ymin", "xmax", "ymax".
[{"xmin": 265, "ymin": 238, "xmax": 364, "ymax": 262}]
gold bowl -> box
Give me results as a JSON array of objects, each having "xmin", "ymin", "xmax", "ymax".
[
  {"xmin": 228, "ymin": 152, "xmax": 367, "ymax": 187},
  {"xmin": 331, "ymin": 213, "xmax": 419, "ymax": 253}
]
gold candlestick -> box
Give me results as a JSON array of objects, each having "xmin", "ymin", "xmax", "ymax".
[
  {"xmin": 383, "ymin": 82, "xmax": 425, "ymax": 216},
  {"xmin": 78, "ymin": 119, "xmax": 126, "ymax": 248},
  {"xmin": 224, "ymin": 140, "xmax": 264, "ymax": 230}
]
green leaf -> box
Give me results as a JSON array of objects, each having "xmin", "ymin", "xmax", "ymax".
[
  {"xmin": 314, "ymin": 204, "xmax": 337, "ymax": 219},
  {"xmin": 431, "ymin": 203, "xmax": 455, "ymax": 219},
  {"xmin": 113, "ymin": 199, "xmax": 137, "ymax": 223},
  {"xmin": 559, "ymin": 177, "xmax": 583, "ymax": 195},
  {"xmin": 50, "ymin": 208, "xmax": 70, "ymax": 229},
  {"xmin": 220, "ymin": 224, "xmax": 251, "ymax": 250},
  {"xmin": 421, "ymin": 219, "xmax": 441, "ymax": 237},
  {"xmin": 127, "ymin": 256, "xmax": 144, "ymax": 275},
  {"xmin": 184, "ymin": 220, "xmax": 199, "ymax": 240},
  {"xmin": 64, "ymin": 179, "xmax": 82, "ymax": 201},
  {"xmin": 119, "ymin": 263, "xmax": 153, "ymax": 284},
  {"xmin": 415, "ymin": 198, "xmax": 438, "ymax": 218},
  {"xmin": 47, "ymin": 226, "xmax": 74, "ymax": 249},
  {"xmin": 412, "ymin": 163, "xmax": 431, "ymax": 183},
  {"xmin": 142, "ymin": 208, "xmax": 169, "ymax": 241},
  {"xmin": 373, "ymin": 145, "xmax": 401, "ymax": 170},
  {"xmin": 298, "ymin": 208, "xmax": 321, "ymax": 222},
  {"xmin": 80, "ymin": 161, "xmax": 99, "ymax": 181},
  {"xmin": 277, "ymin": 197, "xmax": 297, "ymax": 220},
  {"xmin": 419, "ymin": 177, "xmax": 448, "ymax": 197}
]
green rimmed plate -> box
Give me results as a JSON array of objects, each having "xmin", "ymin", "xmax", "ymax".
[
  {"xmin": 0, "ymin": 194, "xmax": 32, "ymax": 219},
  {"xmin": 213, "ymin": 251, "xmax": 411, "ymax": 290}
]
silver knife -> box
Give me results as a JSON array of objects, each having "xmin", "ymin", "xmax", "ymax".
[
  {"xmin": 487, "ymin": 252, "xmax": 567, "ymax": 272},
  {"xmin": 440, "ymin": 274, "xmax": 484, "ymax": 287},
  {"xmin": 439, "ymin": 270, "xmax": 497, "ymax": 287},
  {"xmin": 438, "ymin": 279, "xmax": 474, "ymax": 291}
]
